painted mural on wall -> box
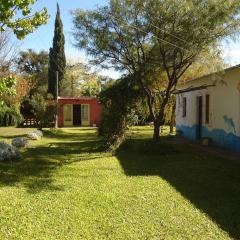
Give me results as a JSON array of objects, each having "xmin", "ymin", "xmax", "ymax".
[{"xmin": 223, "ymin": 115, "xmax": 236, "ymax": 134}]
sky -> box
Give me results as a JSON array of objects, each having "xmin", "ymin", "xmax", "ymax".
[
  {"xmin": 18, "ymin": 0, "xmax": 121, "ymax": 79},
  {"xmin": 17, "ymin": 0, "xmax": 240, "ymax": 78}
]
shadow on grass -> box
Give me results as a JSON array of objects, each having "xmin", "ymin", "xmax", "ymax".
[
  {"xmin": 0, "ymin": 130, "xmax": 102, "ymax": 194},
  {"xmin": 116, "ymin": 138, "xmax": 240, "ymax": 239},
  {"xmin": 0, "ymin": 134, "xmax": 27, "ymax": 140}
]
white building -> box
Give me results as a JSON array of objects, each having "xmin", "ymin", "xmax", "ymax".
[{"xmin": 175, "ymin": 64, "xmax": 240, "ymax": 152}]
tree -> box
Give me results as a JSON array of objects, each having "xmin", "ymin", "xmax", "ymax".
[
  {"xmin": 0, "ymin": 0, "xmax": 49, "ymax": 39},
  {"xmin": 0, "ymin": 31, "xmax": 20, "ymax": 71},
  {"xmin": 0, "ymin": 31, "xmax": 21, "ymax": 97},
  {"xmin": 61, "ymin": 61, "xmax": 107, "ymax": 97},
  {"xmin": 0, "ymin": 75, "xmax": 16, "ymax": 97},
  {"xmin": 180, "ymin": 48, "xmax": 228, "ymax": 83},
  {"xmin": 17, "ymin": 49, "xmax": 48, "ymax": 74},
  {"xmin": 16, "ymin": 49, "xmax": 49, "ymax": 96},
  {"xmin": 48, "ymin": 3, "xmax": 66, "ymax": 98},
  {"xmin": 72, "ymin": 0, "xmax": 240, "ymax": 142}
]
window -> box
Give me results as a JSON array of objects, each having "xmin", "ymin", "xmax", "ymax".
[
  {"xmin": 64, "ymin": 105, "xmax": 72, "ymax": 121},
  {"xmin": 205, "ymin": 94, "xmax": 210, "ymax": 124},
  {"xmin": 81, "ymin": 105, "xmax": 89, "ymax": 121},
  {"xmin": 183, "ymin": 97, "xmax": 187, "ymax": 117}
]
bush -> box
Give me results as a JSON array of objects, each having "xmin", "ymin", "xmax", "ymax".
[
  {"xmin": 29, "ymin": 94, "xmax": 56, "ymax": 129},
  {"xmin": 99, "ymin": 76, "xmax": 143, "ymax": 151},
  {"xmin": 0, "ymin": 102, "xmax": 23, "ymax": 127}
]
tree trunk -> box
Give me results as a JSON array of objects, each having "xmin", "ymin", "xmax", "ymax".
[
  {"xmin": 153, "ymin": 121, "xmax": 161, "ymax": 143},
  {"xmin": 170, "ymin": 101, "xmax": 176, "ymax": 134},
  {"xmin": 153, "ymin": 94, "xmax": 170, "ymax": 142}
]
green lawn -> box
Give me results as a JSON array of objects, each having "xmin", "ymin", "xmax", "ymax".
[{"xmin": 0, "ymin": 126, "xmax": 239, "ymax": 239}]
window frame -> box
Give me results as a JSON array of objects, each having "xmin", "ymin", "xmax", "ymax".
[
  {"xmin": 182, "ymin": 97, "xmax": 187, "ymax": 118},
  {"xmin": 205, "ymin": 94, "xmax": 210, "ymax": 124}
]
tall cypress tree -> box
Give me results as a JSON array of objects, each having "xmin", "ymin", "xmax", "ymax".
[{"xmin": 48, "ymin": 3, "xmax": 66, "ymax": 98}]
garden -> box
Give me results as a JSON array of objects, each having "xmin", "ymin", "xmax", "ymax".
[
  {"xmin": 1, "ymin": 1, "xmax": 240, "ymax": 239},
  {"xmin": 0, "ymin": 126, "xmax": 239, "ymax": 239}
]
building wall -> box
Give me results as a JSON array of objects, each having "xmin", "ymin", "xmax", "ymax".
[
  {"xmin": 58, "ymin": 98, "xmax": 102, "ymax": 127},
  {"xmin": 176, "ymin": 67, "xmax": 240, "ymax": 151}
]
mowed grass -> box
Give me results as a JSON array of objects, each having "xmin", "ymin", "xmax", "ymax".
[{"xmin": 0, "ymin": 126, "xmax": 239, "ymax": 239}]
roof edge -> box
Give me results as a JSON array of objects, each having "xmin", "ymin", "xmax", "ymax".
[
  {"xmin": 58, "ymin": 96, "xmax": 97, "ymax": 100},
  {"xmin": 179, "ymin": 64, "xmax": 240, "ymax": 85}
]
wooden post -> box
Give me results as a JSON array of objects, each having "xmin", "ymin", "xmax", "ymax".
[{"xmin": 55, "ymin": 71, "xmax": 59, "ymax": 128}]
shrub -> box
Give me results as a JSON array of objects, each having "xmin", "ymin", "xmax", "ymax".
[
  {"xmin": 99, "ymin": 76, "xmax": 143, "ymax": 151},
  {"xmin": 0, "ymin": 102, "xmax": 23, "ymax": 127},
  {"xmin": 30, "ymin": 94, "xmax": 56, "ymax": 129}
]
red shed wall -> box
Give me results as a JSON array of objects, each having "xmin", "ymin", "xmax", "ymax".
[{"xmin": 58, "ymin": 98, "xmax": 102, "ymax": 127}]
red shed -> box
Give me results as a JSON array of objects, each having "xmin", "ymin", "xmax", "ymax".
[{"xmin": 58, "ymin": 97, "xmax": 102, "ymax": 127}]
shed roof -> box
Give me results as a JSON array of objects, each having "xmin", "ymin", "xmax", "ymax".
[
  {"xmin": 58, "ymin": 96, "xmax": 96, "ymax": 101},
  {"xmin": 181, "ymin": 64, "xmax": 240, "ymax": 85}
]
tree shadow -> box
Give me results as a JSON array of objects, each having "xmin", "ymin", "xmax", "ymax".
[
  {"xmin": 116, "ymin": 138, "xmax": 240, "ymax": 239},
  {"xmin": 0, "ymin": 135, "xmax": 102, "ymax": 194},
  {"xmin": 0, "ymin": 134, "xmax": 27, "ymax": 139},
  {"xmin": 42, "ymin": 129, "xmax": 98, "ymax": 141}
]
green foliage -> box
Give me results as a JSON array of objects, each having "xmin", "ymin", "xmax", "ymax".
[
  {"xmin": 0, "ymin": 75, "xmax": 16, "ymax": 97},
  {"xmin": 61, "ymin": 63, "xmax": 103, "ymax": 97},
  {"xmin": 16, "ymin": 49, "xmax": 49, "ymax": 96},
  {"xmin": 72, "ymin": 0, "xmax": 240, "ymax": 141},
  {"xmin": 17, "ymin": 49, "xmax": 48, "ymax": 74},
  {"xmin": 0, "ymin": 0, "xmax": 49, "ymax": 39},
  {"xmin": 15, "ymin": 48, "xmax": 54, "ymax": 128},
  {"xmin": 30, "ymin": 94, "xmax": 56, "ymax": 129},
  {"xmin": 48, "ymin": 4, "xmax": 66, "ymax": 98},
  {"xmin": 99, "ymin": 76, "xmax": 143, "ymax": 150},
  {"xmin": 0, "ymin": 74, "xmax": 20, "ymax": 127},
  {"xmin": 0, "ymin": 102, "xmax": 23, "ymax": 126}
]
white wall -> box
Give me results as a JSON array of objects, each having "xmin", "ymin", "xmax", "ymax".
[{"xmin": 176, "ymin": 67, "xmax": 240, "ymax": 150}]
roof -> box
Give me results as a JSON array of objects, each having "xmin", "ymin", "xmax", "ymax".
[
  {"xmin": 174, "ymin": 84, "xmax": 215, "ymax": 94},
  {"xmin": 58, "ymin": 96, "xmax": 97, "ymax": 100},
  {"xmin": 181, "ymin": 64, "xmax": 240, "ymax": 85}
]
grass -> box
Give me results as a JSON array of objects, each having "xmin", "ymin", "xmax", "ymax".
[{"xmin": 0, "ymin": 126, "xmax": 239, "ymax": 239}]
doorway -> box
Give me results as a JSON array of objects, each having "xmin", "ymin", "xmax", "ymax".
[
  {"xmin": 73, "ymin": 104, "xmax": 81, "ymax": 126},
  {"xmin": 196, "ymin": 96, "xmax": 203, "ymax": 140}
]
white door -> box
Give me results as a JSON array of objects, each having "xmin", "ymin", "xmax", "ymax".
[
  {"xmin": 81, "ymin": 104, "xmax": 90, "ymax": 126},
  {"xmin": 64, "ymin": 104, "xmax": 73, "ymax": 126}
]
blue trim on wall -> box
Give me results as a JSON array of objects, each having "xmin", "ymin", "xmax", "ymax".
[{"xmin": 177, "ymin": 125, "xmax": 240, "ymax": 152}]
